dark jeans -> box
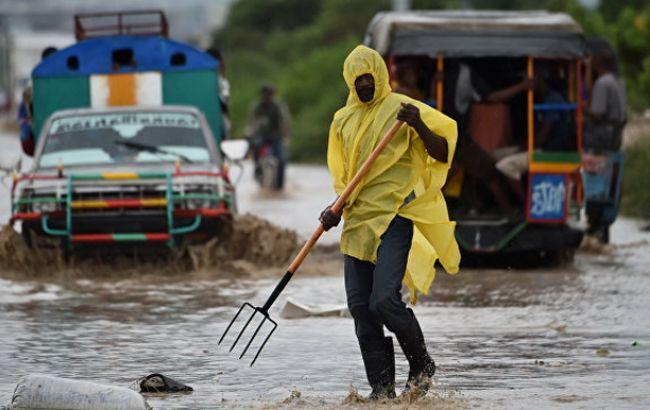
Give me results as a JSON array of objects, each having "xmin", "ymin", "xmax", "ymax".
[{"xmin": 344, "ymin": 215, "xmax": 421, "ymax": 343}]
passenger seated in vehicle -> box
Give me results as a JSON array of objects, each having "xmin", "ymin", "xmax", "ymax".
[
  {"xmin": 246, "ymin": 84, "xmax": 292, "ymax": 189},
  {"xmin": 496, "ymin": 71, "xmax": 574, "ymax": 188},
  {"xmin": 394, "ymin": 61, "xmax": 442, "ymax": 107},
  {"xmin": 446, "ymin": 60, "xmax": 533, "ymax": 215},
  {"xmin": 424, "ymin": 71, "xmax": 442, "ymax": 108},
  {"xmin": 394, "ymin": 62, "xmax": 424, "ymax": 100}
]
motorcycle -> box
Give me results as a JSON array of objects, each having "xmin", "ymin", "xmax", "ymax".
[{"xmin": 253, "ymin": 138, "xmax": 285, "ymax": 190}]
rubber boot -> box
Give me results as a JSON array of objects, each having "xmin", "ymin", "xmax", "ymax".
[
  {"xmin": 397, "ymin": 312, "xmax": 436, "ymax": 398},
  {"xmin": 359, "ymin": 336, "xmax": 396, "ymax": 400}
]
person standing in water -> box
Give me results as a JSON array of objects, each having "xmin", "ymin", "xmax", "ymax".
[
  {"xmin": 320, "ymin": 45, "xmax": 460, "ymax": 399},
  {"xmin": 584, "ymin": 49, "xmax": 627, "ymax": 242}
]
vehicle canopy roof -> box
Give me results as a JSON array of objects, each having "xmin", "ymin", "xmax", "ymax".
[
  {"xmin": 30, "ymin": 35, "xmax": 222, "ymax": 142},
  {"xmin": 33, "ymin": 35, "xmax": 217, "ymax": 78},
  {"xmin": 364, "ymin": 10, "xmax": 586, "ymax": 59}
]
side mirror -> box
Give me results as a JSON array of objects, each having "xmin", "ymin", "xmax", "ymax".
[
  {"xmin": 220, "ymin": 139, "xmax": 249, "ymax": 162},
  {"xmin": 0, "ymin": 151, "xmax": 21, "ymax": 174}
]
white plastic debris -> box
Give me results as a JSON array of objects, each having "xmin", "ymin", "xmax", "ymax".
[
  {"xmin": 10, "ymin": 374, "xmax": 150, "ymax": 410},
  {"xmin": 280, "ymin": 297, "xmax": 350, "ymax": 319}
]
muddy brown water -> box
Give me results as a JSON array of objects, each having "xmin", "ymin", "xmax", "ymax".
[{"xmin": 1, "ymin": 134, "xmax": 650, "ymax": 408}]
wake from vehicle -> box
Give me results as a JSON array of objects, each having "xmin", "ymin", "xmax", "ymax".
[
  {"xmin": 0, "ymin": 214, "xmax": 301, "ymax": 279},
  {"xmin": 262, "ymin": 385, "xmax": 469, "ymax": 409}
]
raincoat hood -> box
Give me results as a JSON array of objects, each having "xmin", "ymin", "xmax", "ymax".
[{"xmin": 343, "ymin": 45, "xmax": 392, "ymax": 106}]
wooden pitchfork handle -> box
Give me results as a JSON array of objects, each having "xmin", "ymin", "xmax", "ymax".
[{"xmin": 288, "ymin": 120, "xmax": 405, "ymax": 273}]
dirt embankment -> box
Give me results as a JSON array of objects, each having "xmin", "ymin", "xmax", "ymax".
[{"xmin": 0, "ymin": 214, "xmax": 342, "ymax": 281}]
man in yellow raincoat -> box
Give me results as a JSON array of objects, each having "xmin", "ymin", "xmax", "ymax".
[{"xmin": 320, "ymin": 45, "xmax": 460, "ymax": 399}]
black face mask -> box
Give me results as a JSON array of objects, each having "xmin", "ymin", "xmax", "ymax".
[
  {"xmin": 355, "ymin": 74, "xmax": 375, "ymax": 103},
  {"xmin": 356, "ymin": 86, "xmax": 375, "ymax": 102}
]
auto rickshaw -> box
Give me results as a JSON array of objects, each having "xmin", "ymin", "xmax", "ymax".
[{"xmin": 365, "ymin": 10, "xmax": 587, "ymax": 259}]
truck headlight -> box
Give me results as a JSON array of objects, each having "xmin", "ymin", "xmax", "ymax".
[{"xmin": 34, "ymin": 201, "xmax": 58, "ymax": 213}]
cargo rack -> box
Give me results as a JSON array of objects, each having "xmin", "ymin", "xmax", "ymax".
[{"xmin": 74, "ymin": 10, "xmax": 169, "ymax": 41}]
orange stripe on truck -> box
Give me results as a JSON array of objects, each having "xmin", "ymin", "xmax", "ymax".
[
  {"xmin": 71, "ymin": 198, "xmax": 167, "ymax": 209},
  {"xmin": 101, "ymin": 172, "xmax": 140, "ymax": 180},
  {"xmin": 107, "ymin": 73, "xmax": 136, "ymax": 106},
  {"xmin": 529, "ymin": 162, "xmax": 580, "ymax": 174}
]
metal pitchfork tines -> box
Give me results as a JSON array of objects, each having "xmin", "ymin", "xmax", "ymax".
[
  {"xmin": 218, "ymin": 120, "xmax": 404, "ymax": 366},
  {"xmin": 217, "ymin": 270, "xmax": 291, "ymax": 366},
  {"xmin": 218, "ymin": 302, "xmax": 276, "ymax": 366}
]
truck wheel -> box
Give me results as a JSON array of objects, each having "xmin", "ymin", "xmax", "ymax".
[
  {"xmin": 21, "ymin": 226, "xmax": 36, "ymax": 248},
  {"xmin": 218, "ymin": 215, "xmax": 234, "ymax": 238},
  {"xmin": 60, "ymin": 239, "xmax": 71, "ymax": 263},
  {"xmin": 600, "ymin": 226, "xmax": 610, "ymax": 244},
  {"xmin": 547, "ymin": 249, "xmax": 575, "ymax": 266}
]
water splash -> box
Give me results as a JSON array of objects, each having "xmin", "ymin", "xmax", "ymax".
[{"xmin": 0, "ymin": 214, "xmax": 299, "ymax": 279}]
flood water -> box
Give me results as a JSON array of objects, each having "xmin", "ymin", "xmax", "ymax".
[{"xmin": 1, "ymin": 132, "xmax": 650, "ymax": 409}]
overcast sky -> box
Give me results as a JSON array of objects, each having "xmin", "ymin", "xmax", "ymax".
[
  {"xmin": 0, "ymin": 0, "xmax": 234, "ymax": 44},
  {"xmin": 1, "ymin": 0, "xmax": 604, "ymax": 43}
]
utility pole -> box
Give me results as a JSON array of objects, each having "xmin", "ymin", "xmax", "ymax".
[{"xmin": 0, "ymin": 14, "xmax": 12, "ymax": 111}]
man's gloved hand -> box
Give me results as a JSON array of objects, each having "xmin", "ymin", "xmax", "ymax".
[
  {"xmin": 319, "ymin": 206, "xmax": 341, "ymax": 231},
  {"xmin": 397, "ymin": 102, "xmax": 423, "ymax": 128}
]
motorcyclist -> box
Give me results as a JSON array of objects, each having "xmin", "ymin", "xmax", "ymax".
[{"xmin": 245, "ymin": 84, "xmax": 291, "ymax": 189}]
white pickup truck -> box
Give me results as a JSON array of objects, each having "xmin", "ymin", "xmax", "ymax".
[{"xmin": 10, "ymin": 105, "xmax": 246, "ymax": 253}]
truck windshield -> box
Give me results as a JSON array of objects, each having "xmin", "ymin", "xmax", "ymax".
[{"xmin": 39, "ymin": 111, "xmax": 212, "ymax": 168}]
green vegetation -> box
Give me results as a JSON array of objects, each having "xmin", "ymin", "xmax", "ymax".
[
  {"xmin": 214, "ymin": 0, "xmax": 391, "ymax": 161},
  {"xmin": 622, "ymin": 137, "xmax": 650, "ymax": 219},
  {"xmin": 213, "ymin": 0, "xmax": 650, "ymax": 162}
]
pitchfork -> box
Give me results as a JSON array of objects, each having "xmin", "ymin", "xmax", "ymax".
[{"xmin": 218, "ymin": 120, "xmax": 405, "ymax": 366}]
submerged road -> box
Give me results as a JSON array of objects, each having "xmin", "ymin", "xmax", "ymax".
[{"xmin": 0, "ymin": 131, "xmax": 649, "ymax": 408}]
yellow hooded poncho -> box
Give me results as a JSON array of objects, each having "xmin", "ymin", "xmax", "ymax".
[{"xmin": 328, "ymin": 45, "xmax": 461, "ymax": 302}]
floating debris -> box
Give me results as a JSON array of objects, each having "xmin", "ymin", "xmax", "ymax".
[
  {"xmin": 596, "ymin": 348, "xmax": 610, "ymax": 357},
  {"xmin": 138, "ymin": 373, "xmax": 193, "ymax": 394},
  {"xmin": 280, "ymin": 389, "xmax": 303, "ymax": 404},
  {"xmin": 280, "ymin": 297, "xmax": 350, "ymax": 319}
]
